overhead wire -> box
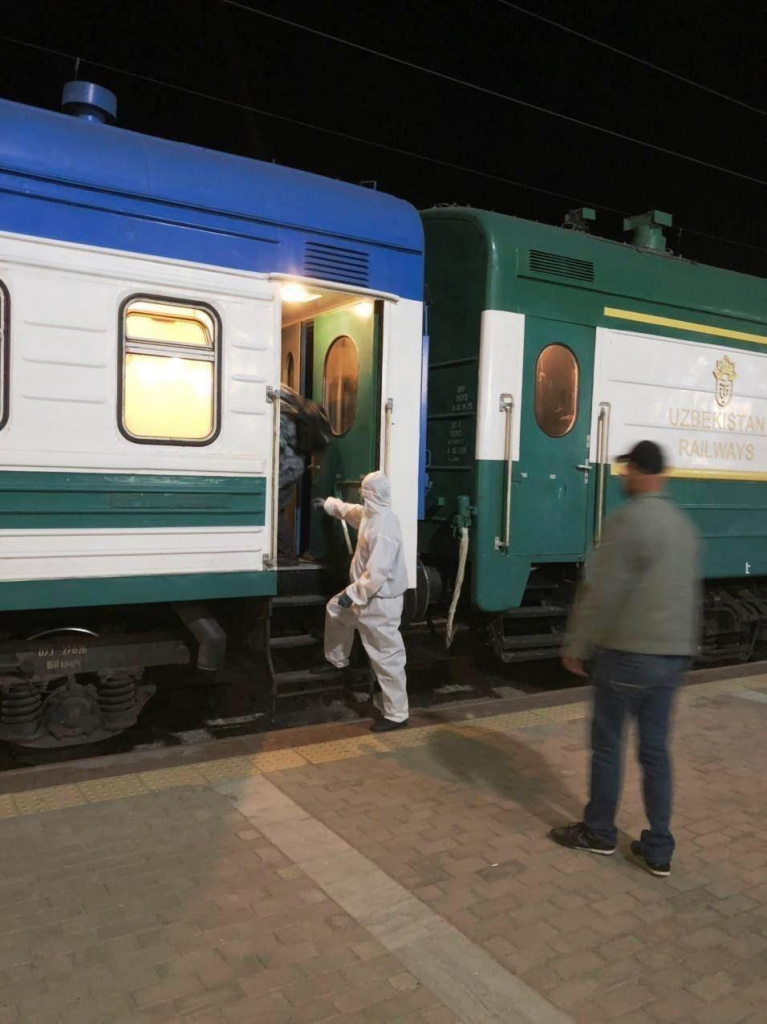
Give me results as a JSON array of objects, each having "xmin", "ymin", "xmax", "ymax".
[
  {"xmin": 495, "ymin": 0, "xmax": 766, "ymax": 118},
  {"xmin": 219, "ymin": 1, "xmax": 767, "ymax": 189},
  {"xmin": 0, "ymin": 32, "xmax": 765, "ymax": 258}
]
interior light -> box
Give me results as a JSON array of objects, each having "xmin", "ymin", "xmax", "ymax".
[
  {"xmin": 281, "ymin": 283, "xmax": 321, "ymax": 303},
  {"xmin": 353, "ymin": 301, "xmax": 374, "ymax": 319}
]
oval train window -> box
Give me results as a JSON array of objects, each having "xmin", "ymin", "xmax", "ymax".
[
  {"xmin": 323, "ymin": 335, "xmax": 359, "ymax": 436},
  {"xmin": 534, "ymin": 344, "xmax": 579, "ymax": 438}
]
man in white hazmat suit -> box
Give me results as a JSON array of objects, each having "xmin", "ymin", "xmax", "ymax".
[{"xmin": 314, "ymin": 471, "xmax": 409, "ymax": 732}]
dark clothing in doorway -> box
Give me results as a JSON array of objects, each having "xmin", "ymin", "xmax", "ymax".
[{"xmin": 278, "ymin": 414, "xmax": 306, "ymax": 561}]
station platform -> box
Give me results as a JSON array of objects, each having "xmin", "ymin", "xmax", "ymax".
[{"xmin": 2, "ymin": 670, "xmax": 767, "ymax": 1024}]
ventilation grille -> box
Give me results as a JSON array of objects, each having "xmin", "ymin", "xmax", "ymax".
[
  {"xmin": 304, "ymin": 242, "xmax": 370, "ymax": 287},
  {"xmin": 528, "ymin": 250, "xmax": 595, "ymax": 283}
]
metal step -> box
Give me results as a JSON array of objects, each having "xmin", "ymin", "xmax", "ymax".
[
  {"xmin": 275, "ymin": 684, "xmax": 348, "ymax": 699},
  {"xmin": 498, "ymin": 648, "xmax": 562, "ymax": 664},
  {"xmin": 273, "ymin": 666, "xmax": 371, "ymax": 700},
  {"xmin": 271, "ymin": 594, "xmax": 328, "ymax": 608},
  {"xmin": 503, "ymin": 606, "xmax": 568, "ymax": 620},
  {"xmin": 269, "ymin": 633, "xmax": 320, "ymax": 650},
  {"xmin": 501, "ymin": 632, "xmax": 562, "ymax": 650}
]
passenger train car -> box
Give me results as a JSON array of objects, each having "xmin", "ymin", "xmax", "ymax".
[
  {"xmin": 0, "ymin": 84, "xmax": 424, "ymax": 747},
  {"xmin": 421, "ymin": 207, "xmax": 767, "ymax": 663},
  {"xmin": 2, "ymin": 84, "xmax": 766, "ymax": 749}
]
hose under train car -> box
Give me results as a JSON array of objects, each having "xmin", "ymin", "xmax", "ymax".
[{"xmin": 446, "ymin": 526, "xmax": 469, "ymax": 649}]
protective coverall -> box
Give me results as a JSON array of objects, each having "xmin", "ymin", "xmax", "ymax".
[{"xmin": 321, "ymin": 472, "xmax": 409, "ymax": 723}]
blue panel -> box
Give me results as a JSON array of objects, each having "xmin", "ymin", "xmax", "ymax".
[{"xmin": 0, "ymin": 99, "xmax": 424, "ymax": 301}]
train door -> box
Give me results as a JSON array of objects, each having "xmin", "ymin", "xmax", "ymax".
[
  {"xmin": 516, "ymin": 318, "xmax": 594, "ymax": 555},
  {"xmin": 308, "ymin": 302, "xmax": 381, "ymax": 561}
]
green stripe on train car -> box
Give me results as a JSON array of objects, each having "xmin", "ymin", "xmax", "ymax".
[
  {"xmin": 0, "ymin": 571, "xmax": 277, "ymax": 611},
  {"xmin": 0, "ymin": 472, "xmax": 266, "ymax": 529}
]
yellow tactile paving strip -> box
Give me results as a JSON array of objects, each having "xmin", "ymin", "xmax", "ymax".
[{"xmin": 2, "ymin": 672, "xmax": 765, "ymax": 818}]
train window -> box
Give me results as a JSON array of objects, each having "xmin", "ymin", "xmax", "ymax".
[
  {"xmin": 0, "ymin": 281, "xmax": 8, "ymax": 431},
  {"xmin": 534, "ymin": 344, "xmax": 579, "ymax": 438},
  {"xmin": 121, "ymin": 298, "xmax": 219, "ymax": 444},
  {"xmin": 323, "ymin": 335, "xmax": 358, "ymax": 436}
]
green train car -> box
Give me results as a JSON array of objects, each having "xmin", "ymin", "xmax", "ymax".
[{"xmin": 420, "ymin": 208, "xmax": 767, "ymax": 663}]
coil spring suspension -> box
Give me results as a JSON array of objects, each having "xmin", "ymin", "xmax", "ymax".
[
  {"xmin": 0, "ymin": 681, "xmax": 43, "ymax": 737},
  {"xmin": 97, "ymin": 673, "xmax": 138, "ymax": 728}
]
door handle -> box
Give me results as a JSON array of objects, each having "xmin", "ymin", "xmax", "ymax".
[{"xmin": 575, "ymin": 464, "xmax": 590, "ymax": 471}]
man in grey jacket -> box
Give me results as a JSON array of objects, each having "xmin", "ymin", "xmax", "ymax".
[{"xmin": 550, "ymin": 441, "xmax": 701, "ymax": 877}]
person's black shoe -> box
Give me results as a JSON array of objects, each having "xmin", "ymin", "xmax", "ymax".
[
  {"xmin": 630, "ymin": 840, "xmax": 671, "ymax": 877},
  {"xmin": 549, "ymin": 822, "xmax": 616, "ymax": 855},
  {"xmin": 370, "ymin": 718, "xmax": 408, "ymax": 733}
]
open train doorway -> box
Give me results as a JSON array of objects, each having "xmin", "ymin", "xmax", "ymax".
[{"xmin": 279, "ymin": 283, "xmax": 383, "ymax": 572}]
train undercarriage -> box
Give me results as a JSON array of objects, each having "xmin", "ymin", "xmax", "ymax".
[{"xmin": 1, "ymin": 565, "xmax": 766, "ymax": 749}]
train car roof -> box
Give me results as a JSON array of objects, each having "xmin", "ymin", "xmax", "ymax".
[
  {"xmin": 422, "ymin": 206, "xmax": 767, "ymax": 329},
  {"xmin": 0, "ymin": 98, "xmax": 423, "ymax": 297}
]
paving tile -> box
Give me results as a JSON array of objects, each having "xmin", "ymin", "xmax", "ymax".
[{"xmin": 4, "ymin": 672, "xmax": 767, "ymax": 1024}]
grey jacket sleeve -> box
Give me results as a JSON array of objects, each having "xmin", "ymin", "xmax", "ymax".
[{"xmin": 563, "ymin": 510, "xmax": 641, "ymax": 660}]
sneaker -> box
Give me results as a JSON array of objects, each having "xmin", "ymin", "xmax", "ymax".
[
  {"xmin": 369, "ymin": 718, "xmax": 408, "ymax": 734},
  {"xmin": 549, "ymin": 822, "xmax": 616, "ymax": 855},
  {"xmin": 630, "ymin": 840, "xmax": 671, "ymax": 877}
]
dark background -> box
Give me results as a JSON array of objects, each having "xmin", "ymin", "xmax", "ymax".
[{"xmin": 1, "ymin": 0, "xmax": 765, "ymax": 276}]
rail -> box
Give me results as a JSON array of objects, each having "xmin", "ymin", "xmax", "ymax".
[
  {"xmin": 595, "ymin": 402, "xmax": 611, "ymax": 547},
  {"xmin": 383, "ymin": 398, "xmax": 394, "ymax": 477},
  {"xmin": 267, "ymin": 386, "xmax": 281, "ymax": 567},
  {"xmin": 494, "ymin": 394, "xmax": 515, "ymax": 551}
]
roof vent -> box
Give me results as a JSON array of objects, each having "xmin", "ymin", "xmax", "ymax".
[
  {"xmin": 61, "ymin": 81, "xmax": 117, "ymax": 124},
  {"xmin": 528, "ymin": 250, "xmax": 595, "ymax": 283},
  {"xmin": 304, "ymin": 242, "xmax": 369, "ymax": 287},
  {"xmin": 563, "ymin": 207, "xmax": 596, "ymax": 232},
  {"xmin": 623, "ymin": 210, "xmax": 672, "ymax": 252}
]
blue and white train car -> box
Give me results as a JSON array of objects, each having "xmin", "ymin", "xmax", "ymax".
[{"xmin": 0, "ymin": 84, "xmax": 424, "ymax": 747}]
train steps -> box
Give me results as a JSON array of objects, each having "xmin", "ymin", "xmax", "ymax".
[
  {"xmin": 489, "ymin": 604, "xmax": 568, "ymax": 664},
  {"xmin": 269, "ymin": 563, "xmax": 374, "ymax": 720}
]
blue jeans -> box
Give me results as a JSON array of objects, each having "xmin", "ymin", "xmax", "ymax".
[{"xmin": 584, "ymin": 650, "xmax": 687, "ymax": 863}]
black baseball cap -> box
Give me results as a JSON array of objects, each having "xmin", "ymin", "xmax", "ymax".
[{"xmin": 617, "ymin": 440, "xmax": 665, "ymax": 475}]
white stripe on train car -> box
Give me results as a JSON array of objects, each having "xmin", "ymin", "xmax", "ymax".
[
  {"xmin": 475, "ymin": 310, "xmax": 524, "ymax": 463},
  {"xmin": 381, "ymin": 297, "xmax": 423, "ymax": 589},
  {"xmin": 591, "ymin": 326, "xmax": 767, "ymax": 479},
  {"xmin": 0, "ymin": 526, "xmax": 267, "ymax": 582}
]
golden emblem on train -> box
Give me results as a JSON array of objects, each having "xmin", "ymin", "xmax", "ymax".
[{"xmin": 713, "ymin": 355, "xmax": 736, "ymax": 408}]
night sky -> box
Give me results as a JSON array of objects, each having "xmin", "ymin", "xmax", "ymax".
[{"xmin": 2, "ymin": 0, "xmax": 765, "ymax": 277}]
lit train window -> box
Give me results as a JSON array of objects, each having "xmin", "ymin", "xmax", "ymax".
[
  {"xmin": 0, "ymin": 281, "xmax": 8, "ymax": 431},
  {"xmin": 534, "ymin": 344, "xmax": 579, "ymax": 438},
  {"xmin": 323, "ymin": 335, "xmax": 358, "ymax": 436},
  {"xmin": 121, "ymin": 298, "xmax": 219, "ymax": 444}
]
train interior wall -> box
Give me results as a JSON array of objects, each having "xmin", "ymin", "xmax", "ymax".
[{"xmin": 278, "ymin": 290, "xmax": 381, "ymax": 569}]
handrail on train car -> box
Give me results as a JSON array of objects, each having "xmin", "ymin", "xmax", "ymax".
[
  {"xmin": 267, "ymin": 385, "xmax": 281, "ymax": 566},
  {"xmin": 595, "ymin": 402, "xmax": 611, "ymax": 547},
  {"xmin": 494, "ymin": 393, "xmax": 515, "ymax": 551},
  {"xmin": 383, "ymin": 397, "xmax": 394, "ymax": 477}
]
